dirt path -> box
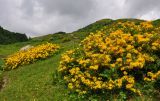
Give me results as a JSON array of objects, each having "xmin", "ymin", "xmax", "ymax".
[
  {"xmin": 0, "ymin": 76, "xmax": 8, "ymax": 91},
  {"xmin": 0, "ymin": 54, "xmax": 8, "ymax": 91}
]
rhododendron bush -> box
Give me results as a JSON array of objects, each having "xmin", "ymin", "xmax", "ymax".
[
  {"xmin": 59, "ymin": 21, "xmax": 160, "ymax": 99},
  {"xmin": 4, "ymin": 43, "xmax": 60, "ymax": 70}
]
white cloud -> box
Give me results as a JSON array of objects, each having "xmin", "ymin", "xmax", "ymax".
[{"xmin": 140, "ymin": 10, "xmax": 160, "ymax": 20}]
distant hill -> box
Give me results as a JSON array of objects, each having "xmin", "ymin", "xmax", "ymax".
[
  {"xmin": 4, "ymin": 18, "xmax": 159, "ymax": 45},
  {"xmin": 31, "ymin": 19, "xmax": 114, "ymax": 43},
  {"xmin": 70, "ymin": 18, "xmax": 160, "ymax": 40},
  {"xmin": 32, "ymin": 18, "xmax": 148, "ymax": 42},
  {"xmin": 0, "ymin": 26, "xmax": 28, "ymax": 44}
]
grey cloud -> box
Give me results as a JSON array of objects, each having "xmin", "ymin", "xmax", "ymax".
[
  {"xmin": 0, "ymin": 0, "xmax": 160, "ymax": 37},
  {"xmin": 0, "ymin": 0, "xmax": 13, "ymax": 25},
  {"xmin": 125, "ymin": 0, "xmax": 160, "ymax": 18},
  {"xmin": 20, "ymin": 0, "xmax": 95, "ymax": 19},
  {"xmin": 36, "ymin": 0, "xmax": 95, "ymax": 18},
  {"xmin": 21, "ymin": 0, "xmax": 35, "ymax": 17}
]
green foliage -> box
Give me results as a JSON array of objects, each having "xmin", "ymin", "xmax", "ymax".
[
  {"xmin": 154, "ymin": 77, "xmax": 160, "ymax": 91},
  {"xmin": 119, "ymin": 91, "xmax": 127, "ymax": 100},
  {"xmin": 77, "ymin": 19, "xmax": 113, "ymax": 32},
  {"xmin": 0, "ymin": 26, "xmax": 28, "ymax": 44},
  {"xmin": 59, "ymin": 19, "xmax": 160, "ymax": 100},
  {"xmin": 152, "ymin": 19, "xmax": 160, "ymax": 26},
  {"xmin": 73, "ymin": 19, "xmax": 113, "ymax": 40},
  {"xmin": 0, "ymin": 59, "xmax": 4, "ymax": 71}
]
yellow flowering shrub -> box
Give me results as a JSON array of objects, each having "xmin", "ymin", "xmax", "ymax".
[
  {"xmin": 4, "ymin": 43, "xmax": 60, "ymax": 70},
  {"xmin": 59, "ymin": 21, "xmax": 160, "ymax": 99}
]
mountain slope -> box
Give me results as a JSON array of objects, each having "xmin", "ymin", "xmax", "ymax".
[
  {"xmin": 33, "ymin": 18, "xmax": 146, "ymax": 42},
  {"xmin": 0, "ymin": 18, "xmax": 160, "ymax": 100},
  {"xmin": 0, "ymin": 26, "xmax": 28, "ymax": 44}
]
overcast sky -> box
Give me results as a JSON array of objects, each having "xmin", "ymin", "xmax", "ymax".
[{"xmin": 0, "ymin": 0, "xmax": 160, "ymax": 37}]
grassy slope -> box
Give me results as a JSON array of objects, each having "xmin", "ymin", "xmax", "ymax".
[
  {"xmin": 0, "ymin": 39, "xmax": 78, "ymax": 100},
  {"xmin": 0, "ymin": 18, "xmax": 159, "ymax": 100}
]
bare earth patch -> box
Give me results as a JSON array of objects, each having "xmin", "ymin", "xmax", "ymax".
[{"xmin": 0, "ymin": 76, "xmax": 8, "ymax": 91}]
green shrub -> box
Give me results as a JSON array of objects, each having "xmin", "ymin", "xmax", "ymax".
[{"xmin": 58, "ymin": 21, "xmax": 160, "ymax": 100}]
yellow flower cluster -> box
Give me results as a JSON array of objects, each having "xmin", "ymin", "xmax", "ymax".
[
  {"xmin": 144, "ymin": 71, "xmax": 160, "ymax": 81},
  {"xmin": 4, "ymin": 43, "xmax": 60, "ymax": 70},
  {"xmin": 59, "ymin": 21, "xmax": 160, "ymax": 96}
]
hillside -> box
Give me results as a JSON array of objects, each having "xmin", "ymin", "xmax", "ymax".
[
  {"xmin": 0, "ymin": 18, "xmax": 160, "ymax": 100},
  {"xmin": 33, "ymin": 18, "xmax": 148, "ymax": 42},
  {"xmin": 0, "ymin": 26, "xmax": 28, "ymax": 44}
]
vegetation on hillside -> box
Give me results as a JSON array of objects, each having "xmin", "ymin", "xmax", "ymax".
[
  {"xmin": 0, "ymin": 26, "xmax": 28, "ymax": 44},
  {"xmin": 4, "ymin": 43, "xmax": 60, "ymax": 70},
  {"xmin": 59, "ymin": 20, "xmax": 160, "ymax": 100},
  {"xmin": 72, "ymin": 19, "xmax": 113, "ymax": 40},
  {"xmin": 0, "ymin": 18, "xmax": 160, "ymax": 100}
]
